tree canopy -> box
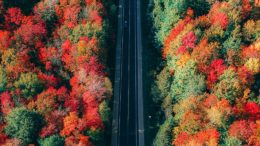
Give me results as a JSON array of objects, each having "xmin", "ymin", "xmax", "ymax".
[{"xmin": 151, "ymin": 0, "xmax": 260, "ymax": 145}]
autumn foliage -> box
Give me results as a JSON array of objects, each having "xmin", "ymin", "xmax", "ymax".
[
  {"xmin": 0, "ymin": 0, "xmax": 114, "ymax": 145},
  {"xmin": 152, "ymin": 0, "xmax": 259, "ymax": 145}
]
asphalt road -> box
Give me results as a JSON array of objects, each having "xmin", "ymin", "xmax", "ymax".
[{"xmin": 111, "ymin": 0, "xmax": 144, "ymax": 145}]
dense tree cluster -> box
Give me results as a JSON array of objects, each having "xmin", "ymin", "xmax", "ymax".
[
  {"xmin": 151, "ymin": 0, "xmax": 259, "ymax": 145},
  {"xmin": 0, "ymin": 0, "xmax": 115, "ymax": 145}
]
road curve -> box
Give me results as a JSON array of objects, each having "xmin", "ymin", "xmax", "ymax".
[{"xmin": 111, "ymin": 0, "xmax": 144, "ymax": 145}]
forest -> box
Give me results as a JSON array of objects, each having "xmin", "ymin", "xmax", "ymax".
[
  {"xmin": 0, "ymin": 0, "xmax": 115, "ymax": 145},
  {"xmin": 150, "ymin": 0, "xmax": 259, "ymax": 145},
  {"xmin": 0, "ymin": 0, "xmax": 259, "ymax": 145}
]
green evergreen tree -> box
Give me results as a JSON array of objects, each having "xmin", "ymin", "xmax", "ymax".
[
  {"xmin": 170, "ymin": 60, "xmax": 206, "ymax": 102},
  {"xmin": 0, "ymin": 65, "xmax": 7, "ymax": 92},
  {"xmin": 153, "ymin": 116, "xmax": 175, "ymax": 146},
  {"xmin": 39, "ymin": 134, "xmax": 64, "ymax": 146},
  {"xmin": 99, "ymin": 100, "xmax": 111, "ymax": 125},
  {"xmin": 5, "ymin": 107, "xmax": 45, "ymax": 145},
  {"xmin": 214, "ymin": 69, "xmax": 243, "ymax": 104},
  {"xmin": 14, "ymin": 72, "xmax": 44, "ymax": 99}
]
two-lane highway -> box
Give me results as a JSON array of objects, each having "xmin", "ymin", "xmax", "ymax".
[{"xmin": 111, "ymin": 0, "xmax": 144, "ymax": 145}]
